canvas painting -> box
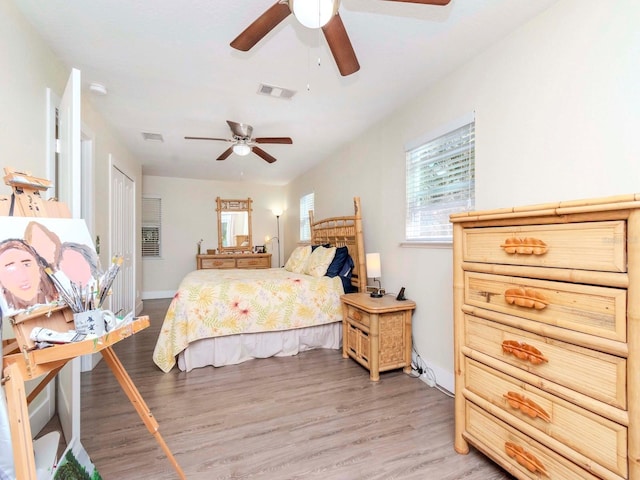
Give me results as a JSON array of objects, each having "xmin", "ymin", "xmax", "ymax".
[
  {"xmin": 52, "ymin": 440, "xmax": 102, "ymax": 480},
  {"xmin": 0, "ymin": 217, "xmax": 98, "ymax": 319}
]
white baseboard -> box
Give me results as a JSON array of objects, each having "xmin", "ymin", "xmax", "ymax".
[
  {"xmin": 428, "ymin": 364, "xmax": 454, "ymax": 395},
  {"xmin": 142, "ymin": 290, "xmax": 176, "ymax": 300}
]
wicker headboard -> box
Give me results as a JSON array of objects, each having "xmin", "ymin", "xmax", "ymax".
[{"xmin": 309, "ymin": 197, "xmax": 367, "ymax": 293}]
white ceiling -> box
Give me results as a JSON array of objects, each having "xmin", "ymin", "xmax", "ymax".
[{"xmin": 14, "ymin": 0, "xmax": 558, "ymax": 185}]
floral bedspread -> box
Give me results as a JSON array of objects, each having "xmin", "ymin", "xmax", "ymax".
[{"xmin": 152, "ymin": 268, "xmax": 344, "ymax": 372}]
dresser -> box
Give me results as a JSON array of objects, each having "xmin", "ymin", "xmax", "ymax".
[
  {"xmin": 451, "ymin": 194, "xmax": 640, "ymax": 480},
  {"xmin": 196, "ymin": 252, "xmax": 271, "ymax": 270},
  {"xmin": 341, "ymin": 293, "xmax": 416, "ymax": 381}
]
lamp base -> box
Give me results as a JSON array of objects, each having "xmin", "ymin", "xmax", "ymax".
[{"xmin": 370, "ymin": 290, "xmax": 384, "ymax": 298}]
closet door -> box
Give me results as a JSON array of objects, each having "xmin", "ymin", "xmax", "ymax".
[{"xmin": 110, "ymin": 163, "xmax": 135, "ymax": 317}]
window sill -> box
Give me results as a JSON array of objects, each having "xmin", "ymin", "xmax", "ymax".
[{"xmin": 400, "ymin": 241, "xmax": 452, "ymax": 249}]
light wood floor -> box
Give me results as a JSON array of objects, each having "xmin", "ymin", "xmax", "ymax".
[{"xmin": 74, "ymin": 298, "xmax": 514, "ymax": 479}]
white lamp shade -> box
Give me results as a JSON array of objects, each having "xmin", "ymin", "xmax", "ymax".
[
  {"xmin": 291, "ymin": 0, "xmax": 339, "ymax": 29},
  {"xmin": 366, "ymin": 253, "xmax": 382, "ymax": 278},
  {"xmin": 232, "ymin": 143, "xmax": 251, "ymax": 156},
  {"xmin": 272, "ymin": 208, "xmax": 283, "ymax": 217}
]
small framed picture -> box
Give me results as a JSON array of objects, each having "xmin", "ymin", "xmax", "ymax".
[{"xmin": 255, "ymin": 245, "xmax": 266, "ymax": 254}]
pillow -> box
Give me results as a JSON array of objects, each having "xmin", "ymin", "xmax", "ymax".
[
  {"xmin": 304, "ymin": 245, "xmax": 336, "ymax": 277},
  {"xmin": 339, "ymin": 256, "xmax": 356, "ymax": 293},
  {"xmin": 325, "ymin": 246, "xmax": 350, "ymax": 278},
  {"xmin": 311, "ymin": 243, "xmax": 330, "ymax": 251},
  {"xmin": 284, "ymin": 245, "xmax": 312, "ymax": 273}
]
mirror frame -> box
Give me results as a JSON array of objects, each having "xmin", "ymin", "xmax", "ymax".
[{"xmin": 216, "ymin": 197, "xmax": 253, "ymax": 253}]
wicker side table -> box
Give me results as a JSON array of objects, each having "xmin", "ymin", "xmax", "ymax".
[{"xmin": 341, "ymin": 293, "xmax": 416, "ymax": 381}]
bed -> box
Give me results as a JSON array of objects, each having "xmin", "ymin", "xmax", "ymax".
[{"xmin": 152, "ymin": 197, "xmax": 367, "ymax": 372}]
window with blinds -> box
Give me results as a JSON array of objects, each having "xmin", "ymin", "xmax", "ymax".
[
  {"xmin": 299, "ymin": 192, "xmax": 314, "ymax": 241},
  {"xmin": 142, "ymin": 196, "xmax": 161, "ymax": 257},
  {"xmin": 405, "ymin": 120, "xmax": 475, "ymax": 243}
]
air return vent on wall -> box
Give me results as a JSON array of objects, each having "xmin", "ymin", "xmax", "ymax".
[{"xmin": 257, "ymin": 83, "xmax": 296, "ymax": 100}]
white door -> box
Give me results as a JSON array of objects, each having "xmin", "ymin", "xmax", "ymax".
[
  {"xmin": 110, "ymin": 162, "xmax": 135, "ymax": 317},
  {"xmin": 54, "ymin": 69, "xmax": 82, "ymax": 444}
]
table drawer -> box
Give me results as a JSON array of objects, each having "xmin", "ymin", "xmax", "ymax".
[
  {"xmin": 464, "ymin": 271, "xmax": 627, "ymax": 342},
  {"xmin": 200, "ymin": 258, "xmax": 236, "ymax": 269},
  {"xmin": 462, "ymin": 221, "xmax": 626, "ymax": 272},
  {"xmin": 236, "ymin": 257, "xmax": 270, "ymax": 268},
  {"xmin": 465, "ymin": 358, "xmax": 627, "ymax": 477},
  {"xmin": 345, "ymin": 305, "xmax": 370, "ymax": 328},
  {"xmin": 465, "ymin": 402, "xmax": 601, "ymax": 480},
  {"xmin": 464, "ymin": 315, "xmax": 626, "ymax": 409}
]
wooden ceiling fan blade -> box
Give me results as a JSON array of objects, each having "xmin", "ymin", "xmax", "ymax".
[
  {"xmin": 230, "ymin": 2, "xmax": 292, "ymax": 51},
  {"xmin": 322, "ymin": 13, "xmax": 360, "ymax": 77},
  {"xmin": 254, "ymin": 137, "xmax": 293, "ymax": 144},
  {"xmin": 185, "ymin": 136, "xmax": 231, "ymax": 142},
  {"xmin": 252, "ymin": 146, "xmax": 277, "ymax": 164},
  {"xmin": 383, "ymin": 0, "xmax": 451, "ymax": 4},
  {"xmin": 217, "ymin": 147, "xmax": 233, "ymax": 161}
]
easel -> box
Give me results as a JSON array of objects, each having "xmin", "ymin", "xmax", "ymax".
[{"xmin": 1, "ymin": 168, "xmax": 185, "ymax": 479}]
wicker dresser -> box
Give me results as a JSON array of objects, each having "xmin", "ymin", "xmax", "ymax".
[
  {"xmin": 196, "ymin": 253, "xmax": 271, "ymax": 269},
  {"xmin": 451, "ymin": 194, "xmax": 640, "ymax": 480}
]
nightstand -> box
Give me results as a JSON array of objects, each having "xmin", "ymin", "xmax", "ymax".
[{"xmin": 341, "ymin": 292, "xmax": 416, "ymax": 381}]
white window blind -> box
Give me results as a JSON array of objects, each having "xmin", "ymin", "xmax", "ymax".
[
  {"xmin": 142, "ymin": 196, "xmax": 161, "ymax": 257},
  {"xmin": 406, "ymin": 121, "xmax": 475, "ymax": 243},
  {"xmin": 299, "ymin": 192, "xmax": 314, "ymax": 241}
]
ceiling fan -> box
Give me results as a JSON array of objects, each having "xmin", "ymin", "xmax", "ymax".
[
  {"xmin": 185, "ymin": 120, "xmax": 293, "ymax": 163},
  {"xmin": 230, "ymin": 0, "xmax": 451, "ymax": 77}
]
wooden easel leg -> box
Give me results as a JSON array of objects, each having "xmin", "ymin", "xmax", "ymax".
[
  {"xmin": 4, "ymin": 362, "xmax": 37, "ymax": 480},
  {"xmin": 101, "ymin": 346, "xmax": 186, "ymax": 480}
]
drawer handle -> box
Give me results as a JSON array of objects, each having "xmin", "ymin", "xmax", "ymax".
[
  {"xmin": 502, "ymin": 340, "xmax": 548, "ymax": 365},
  {"xmin": 503, "ymin": 391, "xmax": 551, "ymax": 422},
  {"xmin": 352, "ymin": 310, "xmax": 363, "ymax": 321},
  {"xmin": 501, "ymin": 237, "xmax": 548, "ymax": 255},
  {"xmin": 505, "ymin": 442, "xmax": 548, "ymax": 476},
  {"xmin": 504, "ymin": 288, "xmax": 548, "ymax": 310}
]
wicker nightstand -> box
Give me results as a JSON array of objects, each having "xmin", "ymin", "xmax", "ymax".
[{"xmin": 341, "ymin": 293, "xmax": 416, "ymax": 381}]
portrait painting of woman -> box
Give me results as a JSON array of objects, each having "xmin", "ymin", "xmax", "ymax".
[{"xmin": 0, "ymin": 238, "xmax": 59, "ymax": 312}]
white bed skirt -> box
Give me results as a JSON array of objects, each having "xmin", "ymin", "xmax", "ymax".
[{"xmin": 177, "ymin": 322, "xmax": 342, "ymax": 372}]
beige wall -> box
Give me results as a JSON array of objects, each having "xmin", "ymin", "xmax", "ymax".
[
  {"xmin": 141, "ymin": 175, "xmax": 285, "ymax": 298},
  {"xmin": 1, "ymin": 0, "xmax": 144, "ymax": 314},
  {"xmin": 286, "ymin": 0, "xmax": 640, "ymax": 391}
]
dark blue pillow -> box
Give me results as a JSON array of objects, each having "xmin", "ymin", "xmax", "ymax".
[
  {"xmin": 325, "ymin": 246, "xmax": 350, "ymax": 278},
  {"xmin": 338, "ymin": 255, "xmax": 356, "ymax": 293},
  {"xmin": 311, "ymin": 243, "xmax": 330, "ymax": 251}
]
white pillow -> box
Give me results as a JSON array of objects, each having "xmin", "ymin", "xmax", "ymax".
[
  {"xmin": 304, "ymin": 246, "xmax": 336, "ymax": 277},
  {"xmin": 284, "ymin": 245, "xmax": 312, "ymax": 273}
]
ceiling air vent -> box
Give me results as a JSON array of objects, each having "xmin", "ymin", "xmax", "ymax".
[
  {"xmin": 141, "ymin": 132, "xmax": 164, "ymax": 142},
  {"xmin": 257, "ymin": 83, "xmax": 296, "ymax": 100}
]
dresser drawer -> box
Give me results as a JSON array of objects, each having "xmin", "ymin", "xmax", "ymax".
[
  {"xmin": 462, "ymin": 221, "xmax": 626, "ymax": 272},
  {"xmin": 345, "ymin": 305, "xmax": 370, "ymax": 328},
  {"xmin": 200, "ymin": 257, "xmax": 236, "ymax": 269},
  {"xmin": 465, "ymin": 271, "xmax": 627, "ymax": 342},
  {"xmin": 464, "ymin": 315, "xmax": 626, "ymax": 409},
  {"xmin": 465, "ymin": 402, "xmax": 601, "ymax": 480},
  {"xmin": 236, "ymin": 256, "xmax": 270, "ymax": 268},
  {"xmin": 465, "ymin": 358, "xmax": 627, "ymax": 477}
]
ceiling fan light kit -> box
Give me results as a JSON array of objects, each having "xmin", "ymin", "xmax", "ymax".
[
  {"xmin": 290, "ymin": 0, "xmax": 340, "ymax": 29},
  {"xmin": 232, "ymin": 144, "xmax": 251, "ymax": 156},
  {"xmin": 230, "ymin": 0, "xmax": 450, "ymax": 77}
]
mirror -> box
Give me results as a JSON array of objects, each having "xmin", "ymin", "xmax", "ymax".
[{"xmin": 216, "ymin": 197, "xmax": 253, "ymax": 253}]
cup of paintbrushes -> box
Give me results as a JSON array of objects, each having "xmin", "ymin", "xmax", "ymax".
[{"xmin": 73, "ymin": 309, "xmax": 116, "ymax": 337}]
